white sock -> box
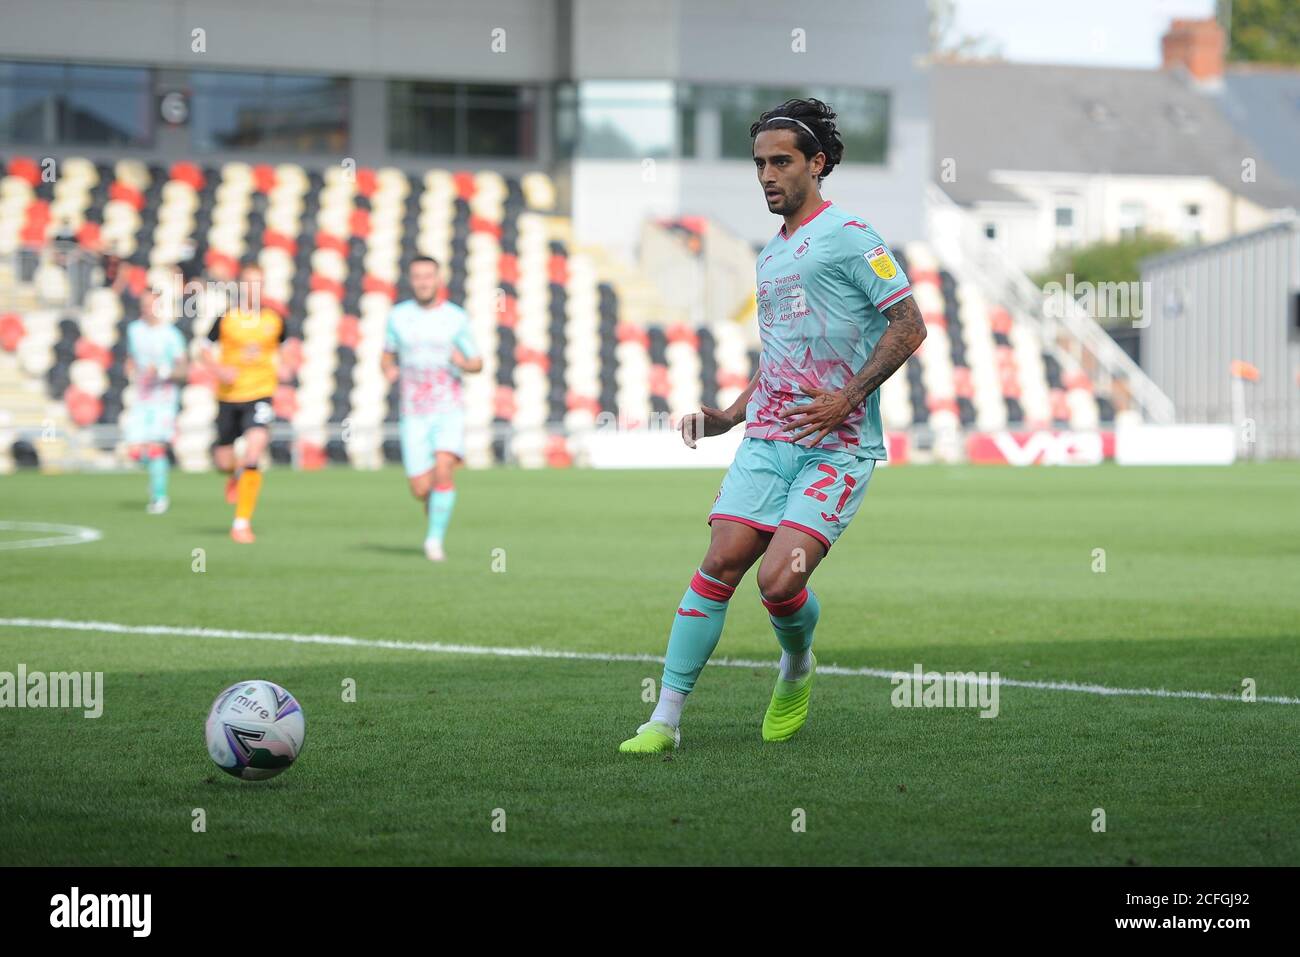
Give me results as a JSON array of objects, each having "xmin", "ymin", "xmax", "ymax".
[
  {"xmin": 650, "ymin": 686, "xmax": 687, "ymax": 728},
  {"xmin": 232, "ymin": 517, "xmax": 250, "ymax": 530},
  {"xmin": 779, "ymin": 649, "xmax": 813, "ymax": 682}
]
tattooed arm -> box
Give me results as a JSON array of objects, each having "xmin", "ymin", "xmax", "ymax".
[{"xmin": 779, "ymin": 296, "xmax": 927, "ymax": 446}]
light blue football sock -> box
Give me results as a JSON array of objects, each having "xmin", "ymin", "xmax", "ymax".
[
  {"xmin": 661, "ymin": 569, "xmax": 735, "ymax": 694},
  {"xmin": 427, "ymin": 485, "xmax": 456, "ymax": 543},
  {"xmin": 148, "ymin": 450, "xmax": 170, "ymax": 501},
  {"xmin": 763, "ymin": 587, "xmax": 820, "ymax": 682}
]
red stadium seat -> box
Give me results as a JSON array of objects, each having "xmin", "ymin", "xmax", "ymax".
[
  {"xmin": 251, "ymin": 164, "xmax": 278, "ymax": 194},
  {"xmin": 64, "ymin": 386, "xmax": 102, "ymax": 426},
  {"xmin": 648, "ymin": 363, "xmax": 670, "ymax": 398},
  {"xmin": 354, "ymin": 167, "xmax": 377, "ymax": 197},
  {"xmin": 310, "ymin": 273, "xmax": 346, "ymax": 300},
  {"xmin": 273, "ymin": 385, "xmax": 299, "ymax": 419},
  {"xmin": 545, "ymin": 434, "xmax": 573, "ymax": 468},
  {"xmin": 7, "ymin": 155, "xmax": 42, "ymax": 186},
  {"xmin": 168, "ymin": 162, "xmax": 206, "ymax": 190},
  {"xmin": 76, "ymin": 221, "xmax": 101, "ymax": 250},
  {"xmin": 665, "ymin": 322, "xmax": 698, "ymax": 350},
  {"xmin": 0, "ymin": 314, "xmax": 25, "ymax": 352},
  {"xmin": 108, "ymin": 181, "xmax": 146, "ymax": 210},
  {"xmin": 493, "ymin": 384, "xmax": 517, "ymax": 420},
  {"xmin": 348, "ymin": 207, "xmax": 371, "ymax": 238},
  {"xmin": 263, "ymin": 229, "xmax": 298, "ymax": 255},
  {"xmin": 336, "ymin": 314, "xmax": 360, "ymax": 350},
  {"xmin": 616, "ymin": 322, "xmax": 649, "ymax": 349},
  {"xmin": 298, "ymin": 440, "xmax": 327, "ymax": 470},
  {"xmin": 74, "ymin": 338, "xmax": 113, "ymax": 368},
  {"xmin": 453, "ymin": 171, "xmax": 476, "ymax": 200},
  {"xmin": 515, "ymin": 345, "xmax": 549, "ymax": 372},
  {"xmin": 361, "ymin": 275, "xmax": 397, "ymax": 300}
]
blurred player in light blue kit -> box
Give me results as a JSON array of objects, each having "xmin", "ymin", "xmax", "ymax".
[
  {"xmin": 124, "ymin": 288, "xmax": 188, "ymax": 514},
  {"xmin": 381, "ymin": 256, "xmax": 482, "ymax": 562}
]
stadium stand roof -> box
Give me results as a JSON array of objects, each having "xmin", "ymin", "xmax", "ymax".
[{"xmin": 932, "ymin": 60, "xmax": 1300, "ymax": 211}]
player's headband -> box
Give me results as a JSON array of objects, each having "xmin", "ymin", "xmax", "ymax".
[{"xmin": 761, "ymin": 116, "xmax": 823, "ymax": 151}]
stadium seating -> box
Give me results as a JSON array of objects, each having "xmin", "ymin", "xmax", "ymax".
[{"xmin": 0, "ymin": 152, "xmax": 1117, "ymax": 472}]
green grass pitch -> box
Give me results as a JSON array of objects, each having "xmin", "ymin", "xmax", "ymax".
[{"xmin": 1, "ymin": 462, "xmax": 1298, "ymax": 866}]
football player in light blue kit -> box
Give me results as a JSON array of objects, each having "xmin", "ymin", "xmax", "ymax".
[
  {"xmin": 382, "ymin": 256, "xmax": 483, "ymax": 562},
  {"xmin": 620, "ymin": 98, "xmax": 929, "ymax": 753},
  {"xmin": 124, "ymin": 288, "xmax": 189, "ymax": 514}
]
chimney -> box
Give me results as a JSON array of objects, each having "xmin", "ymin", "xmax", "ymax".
[{"xmin": 1161, "ymin": 18, "xmax": 1225, "ymax": 85}]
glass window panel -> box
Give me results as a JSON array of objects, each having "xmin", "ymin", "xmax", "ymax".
[
  {"xmin": 466, "ymin": 105, "xmax": 530, "ymax": 157},
  {"xmin": 0, "ymin": 59, "xmax": 152, "ymax": 145},
  {"xmin": 571, "ymin": 81, "xmax": 678, "ymax": 159},
  {"xmin": 190, "ymin": 71, "xmax": 347, "ymax": 152},
  {"xmin": 703, "ymin": 85, "xmax": 889, "ymax": 164},
  {"xmin": 63, "ymin": 87, "xmax": 150, "ymax": 145},
  {"xmin": 0, "ymin": 85, "xmax": 52, "ymax": 141},
  {"xmin": 390, "ymin": 80, "xmax": 536, "ymax": 158}
]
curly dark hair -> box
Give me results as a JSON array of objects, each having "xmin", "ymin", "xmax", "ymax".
[{"xmin": 749, "ymin": 97, "xmax": 845, "ymax": 183}]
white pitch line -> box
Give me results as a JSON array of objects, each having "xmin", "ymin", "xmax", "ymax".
[
  {"xmin": 1, "ymin": 616, "xmax": 1297, "ymax": 706},
  {"xmin": 0, "ymin": 522, "xmax": 102, "ymax": 551}
]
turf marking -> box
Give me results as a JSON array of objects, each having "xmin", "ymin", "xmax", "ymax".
[
  {"xmin": 0, "ymin": 522, "xmax": 103, "ymax": 551},
  {"xmin": 1, "ymin": 616, "xmax": 1296, "ymax": 706}
]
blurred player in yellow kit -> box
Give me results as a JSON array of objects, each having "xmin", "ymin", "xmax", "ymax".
[{"xmin": 200, "ymin": 262, "xmax": 286, "ymax": 543}]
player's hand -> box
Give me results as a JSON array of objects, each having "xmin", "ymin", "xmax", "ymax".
[
  {"xmin": 778, "ymin": 386, "xmax": 853, "ymax": 447},
  {"xmin": 383, "ymin": 363, "xmax": 400, "ymax": 384},
  {"xmin": 680, "ymin": 405, "xmax": 737, "ymax": 449},
  {"xmin": 216, "ymin": 364, "xmax": 239, "ymax": 385},
  {"xmin": 450, "ymin": 348, "xmax": 468, "ymax": 370}
]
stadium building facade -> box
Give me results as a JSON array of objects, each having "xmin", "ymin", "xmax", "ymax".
[{"xmin": 0, "ymin": 0, "xmax": 931, "ymax": 255}]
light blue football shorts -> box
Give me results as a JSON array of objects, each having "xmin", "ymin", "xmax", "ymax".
[
  {"xmin": 709, "ymin": 437, "xmax": 877, "ymax": 550},
  {"xmin": 123, "ymin": 399, "xmax": 178, "ymax": 446},
  {"xmin": 399, "ymin": 410, "xmax": 466, "ymax": 477}
]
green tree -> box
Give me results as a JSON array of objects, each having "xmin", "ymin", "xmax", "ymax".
[{"xmin": 1228, "ymin": 0, "xmax": 1300, "ymax": 65}]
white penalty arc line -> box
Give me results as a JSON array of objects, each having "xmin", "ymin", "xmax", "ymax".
[
  {"xmin": 0, "ymin": 616, "xmax": 1296, "ymax": 706},
  {"xmin": 0, "ymin": 523, "xmax": 102, "ymax": 551}
]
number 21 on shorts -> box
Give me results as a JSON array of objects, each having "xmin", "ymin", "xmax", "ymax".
[{"xmin": 803, "ymin": 463, "xmax": 856, "ymax": 523}]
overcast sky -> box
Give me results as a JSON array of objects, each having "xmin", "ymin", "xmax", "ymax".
[{"xmin": 951, "ymin": 0, "xmax": 1218, "ymax": 68}]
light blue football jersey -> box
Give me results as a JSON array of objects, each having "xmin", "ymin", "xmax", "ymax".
[
  {"xmin": 747, "ymin": 201, "xmax": 913, "ymax": 459},
  {"xmin": 126, "ymin": 319, "xmax": 186, "ymax": 407},
  {"xmin": 384, "ymin": 299, "xmax": 480, "ymax": 417}
]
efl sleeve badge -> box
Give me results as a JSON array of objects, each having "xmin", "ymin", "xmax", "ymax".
[{"xmin": 865, "ymin": 245, "xmax": 896, "ymax": 280}]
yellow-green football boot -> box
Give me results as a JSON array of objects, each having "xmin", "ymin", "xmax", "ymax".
[
  {"xmin": 762, "ymin": 653, "xmax": 817, "ymax": 742},
  {"xmin": 618, "ymin": 720, "xmax": 680, "ymax": 754}
]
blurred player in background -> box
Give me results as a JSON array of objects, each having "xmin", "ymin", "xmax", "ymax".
[
  {"xmin": 201, "ymin": 261, "xmax": 285, "ymax": 544},
  {"xmin": 620, "ymin": 98, "xmax": 928, "ymax": 753},
  {"xmin": 124, "ymin": 288, "xmax": 188, "ymax": 514},
  {"xmin": 382, "ymin": 256, "xmax": 482, "ymax": 562}
]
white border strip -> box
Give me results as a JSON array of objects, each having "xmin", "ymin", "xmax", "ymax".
[{"xmin": 1, "ymin": 617, "xmax": 1295, "ymax": 706}]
